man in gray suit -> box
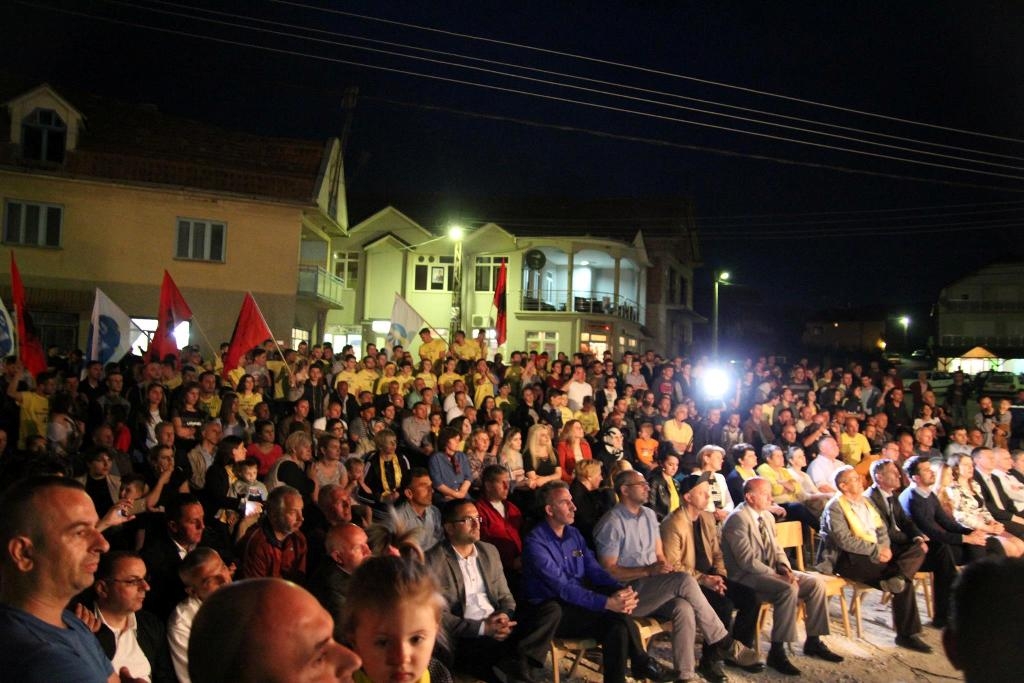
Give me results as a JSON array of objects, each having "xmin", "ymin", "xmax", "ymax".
[
  {"xmin": 427, "ymin": 499, "xmax": 559, "ymax": 683},
  {"xmin": 722, "ymin": 477, "xmax": 843, "ymax": 676}
]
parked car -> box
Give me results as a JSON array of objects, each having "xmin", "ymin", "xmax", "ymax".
[{"xmin": 974, "ymin": 371, "xmax": 1023, "ymax": 398}]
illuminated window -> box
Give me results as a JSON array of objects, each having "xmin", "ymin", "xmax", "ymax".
[
  {"xmin": 414, "ymin": 255, "xmax": 455, "ymax": 291},
  {"xmin": 474, "ymin": 256, "xmax": 508, "ymax": 291},
  {"xmin": 334, "ymin": 251, "xmax": 359, "ymax": 289}
]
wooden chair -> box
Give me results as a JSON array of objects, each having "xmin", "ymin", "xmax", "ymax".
[
  {"xmin": 880, "ymin": 571, "xmax": 934, "ymax": 619},
  {"xmin": 549, "ymin": 638, "xmax": 599, "ymax": 683},
  {"xmin": 755, "ymin": 521, "xmax": 852, "ymax": 654},
  {"xmin": 634, "ymin": 616, "xmax": 673, "ymax": 651}
]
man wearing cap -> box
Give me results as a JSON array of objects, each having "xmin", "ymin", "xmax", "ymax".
[{"xmin": 661, "ymin": 473, "xmax": 762, "ymax": 657}]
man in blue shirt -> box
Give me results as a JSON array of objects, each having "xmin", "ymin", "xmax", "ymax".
[
  {"xmin": 522, "ymin": 481, "xmax": 676, "ymax": 683},
  {"xmin": 0, "ymin": 476, "xmax": 144, "ymax": 682}
]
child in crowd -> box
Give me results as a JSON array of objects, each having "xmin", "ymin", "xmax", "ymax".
[
  {"xmin": 633, "ymin": 421, "xmax": 659, "ymax": 474},
  {"xmin": 342, "ymin": 555, "xmax": 450, "ymax": 683},
  {"xmin": 575, "ymin": 395, "xmax": 600, "ymax": 438},
  {"xmin": 231, "ymin": 457, "xmax": 269, "ymax": 515}
]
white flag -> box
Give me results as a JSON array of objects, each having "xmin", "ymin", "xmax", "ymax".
[
  {"xmin": 0, "ymin": 294, "xmax": 14, "ymax": 358},
  {"xmin": 386, "ymin": 293, "xmax": 427, "ymax": 352},
  {"xmin": 87, "ymin": 288, "xmax": 132, "ymax": 365}
]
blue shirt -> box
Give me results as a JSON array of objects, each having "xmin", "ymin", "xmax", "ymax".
[
  {"xmin": 522, "ymin": 521, "xmax": 621, "ymax": 612},
  {"xmin": 0, "ymin": 604, "xmax": 114, "ymax": 682},
  {"xmin": 429, "ymin": 451, "xmax": 473, "ymax": 494},
  {"xmin": 593, "ymin": 504, "xmax": 660, "ymax": 568}
]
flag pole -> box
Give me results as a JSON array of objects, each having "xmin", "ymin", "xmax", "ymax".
[
  {"xmin": 393, "ymin": 292, "xmax": 450, "ymax": 350},
  {"xmin": 248, "ymin": 293, "xmax": 293, "ymax": 378},
  {"xmin": 187, "ymin": 315, "xmax": 220, "ymax": 370}
]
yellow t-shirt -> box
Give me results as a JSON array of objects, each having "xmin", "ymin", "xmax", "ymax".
[
  {"xmin": 17, "ymin": 391, "xmax": 50, "ymax": 449},
  {"xmin": 334, "ymin": 369, "xmax": 359, "ymax": 391},
  {"xmin": 451, "ymin": 341, "xmax": 480, "ymax": 362},
  {"xmin": 418, "ymin": 338, "xmax": 447, "ymax": 364},
  {"xmin": 839, "ymin": 432, "xmax": 871, "ymax": 466},
  {"xmin": 663, "ymin": 420, "xmax": 694, "ymax": 449},
  {"xmin": 576, "ymin": 410, "xmax": 599, "ymax": 436},
  {"xmin": 438, "ymin": 372, "xmax": 464, "ymax": 396}
]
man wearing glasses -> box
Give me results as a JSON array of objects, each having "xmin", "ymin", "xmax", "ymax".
[
  {"xmin": 594, "ymin": 471, "xmax": 762, "ymax": 683},
  {"xmin": 428, "ymin": 499, "xmax": 558, "ymax": 683},
  {"xmin": 85, "ymin": 551, "xmax": 175, "ymax": 682}
]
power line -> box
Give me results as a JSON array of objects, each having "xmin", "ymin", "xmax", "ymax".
[
  {"xmin": 61, "ymin": 0, "xmax": 1024, "ymax": 179},
  {"xmin": 21, "ymin": 1, "xmax": 1024, "ymax": 188},
  {"xmin": 134, "ymin": 0, "xmax": 1024, "ymax": 165},
  {"xmin": 360, "ymin": 95, "xmax": 1024, "ymax": 195},
  {"xmin": 271, "ymin": 0, "xmax": 1024, "ymax": 145}
]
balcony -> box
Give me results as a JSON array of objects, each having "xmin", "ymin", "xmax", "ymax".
[
  {"xmin": 297, "ymin": 265, "xmax": 345, "ymax": 308},
  {"xmin": 518, "ymin": 289, "xmax": 645, "ymax": 323},
  {"xmin": 939, "ymin": 334, "xmax": 1024, "ymax": 348},
  {"xmin": 939, "ymin": 300, "xmax": 1024, "ymax": 313}
]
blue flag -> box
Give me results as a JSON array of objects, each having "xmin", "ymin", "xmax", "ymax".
[
  {"xmin": 86, "ymin": 288, "xmax": 132, "ymax": 365},
  {"xmin": 0, "ymin": 294, "xmax": 13, "ymax": 358}
]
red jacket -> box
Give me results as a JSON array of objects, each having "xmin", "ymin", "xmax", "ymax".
[
  {"xmin": 557, "ymin": 440, "xmax": 593, "ymax": 483},
  {"xmin": 475, "ymin": 498, "xmax": 523, "ymax": 571}
]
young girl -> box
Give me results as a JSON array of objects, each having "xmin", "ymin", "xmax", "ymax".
[{"xmin": 343, "ymin": 555, "xmax": 451, "ymax": 683}]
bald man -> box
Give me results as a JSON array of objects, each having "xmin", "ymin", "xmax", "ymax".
[
  {"xmin": 188, "ymin": 578, "xmax": 361, "ymax": 683},
  {"xmin": 307, "ymin": 523, "xmax": 371, "ymax": 637}
]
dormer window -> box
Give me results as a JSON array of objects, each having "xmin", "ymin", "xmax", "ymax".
[{"xmin": 21, "ymin": 108, "xmax": 67, "ymax": 163}]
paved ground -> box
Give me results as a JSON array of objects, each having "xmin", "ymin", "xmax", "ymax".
[{"xmin": 528, "ymin": 587, "xmax": 963, "ymax": 683}]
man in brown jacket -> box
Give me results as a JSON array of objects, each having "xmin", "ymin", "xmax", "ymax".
[{"xmin": 660, "ymin": 473, "xmax": 762, "ymax": 658}]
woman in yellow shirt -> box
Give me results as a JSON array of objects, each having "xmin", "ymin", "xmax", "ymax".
[{"xmin": 756, "ymin": 444, "xmax": 821, "ymax": 531}]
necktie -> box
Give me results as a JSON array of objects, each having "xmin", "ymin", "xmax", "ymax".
[
  {"xmin": 888, "ymin": 495, "xmax": 902, "ymax": 532},
  {"xmin": 758, "ymin": 516, "xmax": 773, "ymax": 565},
  {"xmin": 988, "ymin": 475, "xmax": 1006, "ymax": 511}
]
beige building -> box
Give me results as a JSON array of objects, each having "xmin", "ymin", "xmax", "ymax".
[
  {"xmin": 1, "ymin": 81, "xmax": 347, "ymax": 354},
  {"xmin": 936, "ymin": 261, "xmax": 1024, "ymax": 361}
]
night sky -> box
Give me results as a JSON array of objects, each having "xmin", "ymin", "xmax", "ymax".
[{"xmin": 3, "ymin": 0, "xmax": 1024, "ymax": 334}]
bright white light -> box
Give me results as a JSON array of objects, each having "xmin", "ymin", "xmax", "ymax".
[
  {"xmin": 448, "ymin": 224, "xmax": 464, "ymax": 241},
  {"xmin": 899, "ymin": 316, "xmax": 910, "ymax": 328},
  {"xmin": 173, "ymin": 322, "xmax": 191, "ymax": 349},
  {"xmin": 719, "ymin": 271, "xmax": 730, "ymax": 282},
  {"xmin": 371, "ymin": 320, "xmax": 392, "ymax": 334},
  {"xmin": 702, "ymin": 366, "xmax": 730, "ymax": 400}
]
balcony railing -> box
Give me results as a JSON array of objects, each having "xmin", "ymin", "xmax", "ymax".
[
  {"xmin": 298, "ymin": 265, "xmax": 345, "ymax": 307},
  {"xmin": 939, "ymin": 300, "xmax": 1024, "ymax": 313},
  {"xmin": 518, "ymin": 289, "xmax": 645, "ymax": 323},
  {"xmin": 939, "ymin": 334, "xmax": 1024, "ymax": 348}
]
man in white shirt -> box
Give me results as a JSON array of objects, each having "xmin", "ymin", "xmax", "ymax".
[
  {"xmin": 427, "ymin": 500, "xmax": 558, "ymax": 683},
  {"xmin": 806, "ymin": 437, "xmax": 842, "ymax": 494},
  {"xmin": 565, "ymin": 366, "xmax": 593, "ymax": 412},
  {"xmin": 90, "ymin": 551, "xmax": 175, "ymax": 683},
  {"xmin": 167, "ymin": 548, "xmax": 232, "ymax": 683}
]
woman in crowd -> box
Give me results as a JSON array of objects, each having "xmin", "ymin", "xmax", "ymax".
[
  {"xmin": 202, "ymin": 435, "xmax": 247, "ymax": 528},
  {"xmin": 266, "ymin": 431, "xmax": 318, "ymax": 506},
  {"xmin": 556, "ymin": 419, "xmax": 592, "ymax": 484},
  {"xmin": 646, "ymin": 452, "xmax": 681, "ymax": 521},
  {"xmin": 428, "ymin": 426, "xmax": 473, "ymax": 503},
  {"xmin": 944, "ymin": 454, "xmax": 1024, "ymax": 557},
  {"xmin": 524, "ymin": 423, "xmax": 562, "ymax": 490},
  {"xmin": 569, "ymin": 458, "xmax": 614, "ymax": 547},
  {"xmin": 464, "ymin": 427, "xmax": 492, "ymax": 490},
  {"xmin": 784, "ymin": 447, "xmax": 830, "ymax": 519},
  {"xmin": 756, "ymin": 444, "xmax": 820, "ymax": 530},
  {"xmin": 246, "ymin": 419, "xmax": 281, "ymax": 477},
  {"xmin": 215, "ymin": 391, "xmax": 248, "ymax": 440},
  {"xmin": 725, "ymin": 442, "xmax": 759, "ymax": 509},
  {"xmin": 133, "ymin": 382, "xmax": 169, "ymax": 454},
  {"xmin": 696, "ymin": 445, "xmax": 733, "ymax": 524},
  {"xmin": 365, "ymin": 429, "xmax": 411, "ymax": 506},
  {"xmin": 235, "ymin": 374, "xmax": 262, "ymax": 423},
  {"xmin": 497, "ymin": 428, "xmax": 527, "ymax": 489},
  {"xmin": 310, "ymin": 434, "xmax": 347, "ymax": 490}
]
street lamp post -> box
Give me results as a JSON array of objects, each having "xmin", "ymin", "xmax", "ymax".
[
  {"xmin": 711, "ymin": 270, "xmax": 730, "ymax": 358},
  {"xmin": 449, "ymin": 225, "xmax": 464, "ymax": 342}
]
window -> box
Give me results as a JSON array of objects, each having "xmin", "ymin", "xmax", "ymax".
[
  {"xmin": 291, "ymin": 328, "xmax": 309, "ymax": 349},
  {"xmin": 526, "ymin": 330, "xmax": 558, "ymax": 356},
  {"xmin": 334, "ymin": 251, "xmax": 359, "ymax": 289},
  {"xmin": 176, "ymin": 218, "xmax": 226, "ymax": 262},
  {"xmin": 21, "ymin": 109, "xmax": 67, "ymax": 163},
  {"xmin": 474, "ymin": 256, "xmax": 508, "ymax": 291},
  {"xmin": 3, "ymin": 200, "xmax": 62, "ymax": 247},
  {"xmin": 414, "ymin": 255, "xmax": 454, "ymax": 291}
]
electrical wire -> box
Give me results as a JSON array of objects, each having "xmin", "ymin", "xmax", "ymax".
[
  {"xmin": 32, "ymin": 0, "xmax": 1024, "ymax": 181},
  {"xmin": 270, "ymin": 0, "xmax": 1024, "ymax": 145},
  {"xmin": 133, "ymin": 0, "xmax": 1024, "ymax": 165}
]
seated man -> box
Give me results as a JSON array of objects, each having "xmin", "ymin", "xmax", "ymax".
[
  {"xmin": 167, "ymin": 547, "xmax": 232, "ymax": 683},
  {"xmin": 237, "ymin": 485, "xmax": 307, "ymax": 582},
  {"xmin": 868, "ymin": 457, "xmax": 958, "ymax": 628},
  {"xmin": 522, "ymin": 482, "xmax": 675, "ymax": 683},
  {"xmin": 818, "ymin": 466, "xmax": 930, "ymax": 652},
  {"xmin": 428, "ymin": 500, "xmax": 558, "ymax": 683},
  {"xmin": 188, "ymin": 578, "xmax": 361, "ymax": 683},
  {"xmin": 307, "ymin": 523, "xmax": 370, "ymax": 640},
  {"xmin": 899, "ymin": 456, "xmax": 1005, "ymax": 566},
  {"xmin": 595, "ymin": 471, "xmax": 761, "ymax": 683},
  {"xmin": 660, "ymin": 473, "xmax": 762, "ymax": 657},
  {"xmin": 476, "ymin": 465, "xmax": 525, "ymax": 579},
  {"xmin": 391, "ymin": 467, "xmax": 443, "ymax": 553},
  {"xmin": 722, "ymin": 477, "xmax": 843, "ymax": 676},
  {"xmin": 88, "ymin": 551, "xmax": 176, "ymax": 683}
]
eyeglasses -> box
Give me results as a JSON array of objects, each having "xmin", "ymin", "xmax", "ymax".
[
  {"xmin": 108, "ymin": 575, "xmax": 150, "ymax": 587},
  {"xmin": 450, "ymin": 516, "xmax": 482, "ymax": 526}
]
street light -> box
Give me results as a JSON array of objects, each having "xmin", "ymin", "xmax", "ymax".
[
  {"xmin": 899, "ymin": 315, "xmax": 910, "ymax": 348},
  {"xmin": 711, "ymin": 270, "xmax": 730, "ymax": 358},
  {"xmin": 448, "ymin": 224, "xmax": 464, "ymax": 341}
]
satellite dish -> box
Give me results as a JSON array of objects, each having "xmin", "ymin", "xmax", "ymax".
[{"xmin": 524, "ymin": 249, "xmax": 547, "ymax": 271}]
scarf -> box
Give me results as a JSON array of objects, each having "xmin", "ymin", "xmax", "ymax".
[
  {"xmin": 378, "ymin": 454, "xmax": 403, "ymax": 494},
  {"xmin": 836, "ymin": 495, "xmax": 883, "ymax": 544}
]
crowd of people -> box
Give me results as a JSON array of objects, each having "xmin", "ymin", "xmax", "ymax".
[{"xmin": 1, "ymin": 331, "xmax": 1023, "ymax": 682}]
